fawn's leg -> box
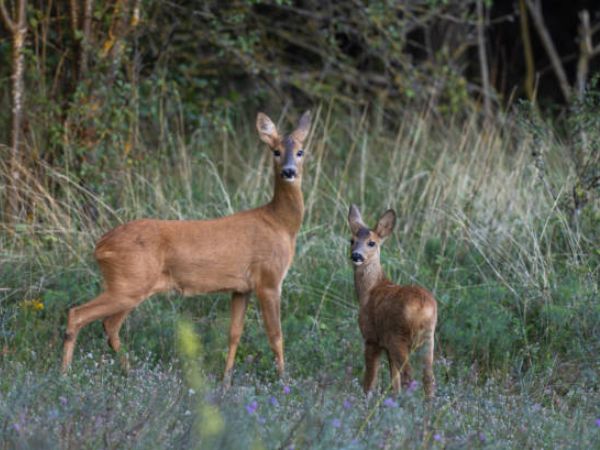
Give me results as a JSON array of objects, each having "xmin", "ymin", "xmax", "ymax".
[
  {"xmin": 363, "ymin": 342, "xmax": 382, "ymax": 394},
  {"xmin": 422, "ymin": 327, "xmax": 436, "ymax": 399},
  {"xmin": 387, "ymin": 350, "xmax": 401, "ymax": 395},
  {"xmin": 223, "ymin": 292, "xmax": 250, "ymax": 388},
  {"xmin": 256, "ymin": 287, "xmax": 285, "ymax": 378},
  {"xmin": 388, "ymin": 340, "xmax": 411, "ymax": 395}
]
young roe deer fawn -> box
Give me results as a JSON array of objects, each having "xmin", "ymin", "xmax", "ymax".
[
  {"xmin": 62, "ymin": 111, "xmax": 312, "ymax": 386},
  {"xmin": 348, "ymin": 205, "xmax": 437, "ymax": 398}
]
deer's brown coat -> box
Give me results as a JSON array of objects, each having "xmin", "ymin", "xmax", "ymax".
[
  {"xmin": 62, "ymin": 111, "xmax": 312, "ymax": 386},
  {"xmin": 348, "ymin": 205, "xmax": 437, "ymax": 397}
]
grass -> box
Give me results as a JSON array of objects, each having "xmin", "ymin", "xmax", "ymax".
[
  {"xmin": 1, "ymin": 101, "xmax": 599, "ymax": 448},
  {"xmin": 2, "ymin": 358, "xmax": 598, "ymax": 449}
]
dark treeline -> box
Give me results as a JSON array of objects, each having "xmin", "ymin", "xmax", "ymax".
[{"xmin": 0, "ymin": 0, "xmax": 599, "ymax": 222}]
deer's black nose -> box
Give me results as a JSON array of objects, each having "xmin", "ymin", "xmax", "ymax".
[
  {"xmin": 281, "ymin": 168, "xmax": 297, "ymax": 179},
  {"xmin": 351, "ymin": 252, "xmax": 364, "ymax": 263}
]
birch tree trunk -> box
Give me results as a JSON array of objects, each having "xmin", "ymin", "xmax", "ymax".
[{"xmin": 0, "ymin": 0, "xmax": 27, "ymax": 222}]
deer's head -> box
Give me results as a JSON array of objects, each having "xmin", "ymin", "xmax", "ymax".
[
  {"xmin": 348, "ymin": 205, "xmax": 396, "ymax": 266},
  {"xmin": 256, "ymin": 111, "xmax": 312, "ymax": 183}
]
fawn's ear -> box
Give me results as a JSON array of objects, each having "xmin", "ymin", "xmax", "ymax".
[
  {"xmin": 375, "ymin": 209, "xmax": 396, "ymax": 239},
  {"xmin": 291, "ymin": 110, "xmax": 312, "ymax": 144},
  {"xmin": 348, "ymin": 204, "xmax": 365, "ymax": 235},
  {"xmin": 257, "ymin": 112, "xmax": 280, "ymax": 148}
]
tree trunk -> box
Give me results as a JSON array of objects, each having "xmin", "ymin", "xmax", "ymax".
[
  {"xmin": 525, "ymin": 0, "xmax": 572, "ymax": 102},
  {"xmin": 518, "ymin": 0, "xmax": 535, "ymax": 101},
  {"xmin": 80, "ymin": 0, "xmax": 93, "ymax": 77},
  {"xmin": 476, "ymin": 0, "xmax": 491, "ymax": 120},
  {"xmin": 69, "ymin": 0, "xmax": 94, "ymax": 81},
  {"xmin": 0, "ymin": 0, "xmax": 27, "ymax": 222}
]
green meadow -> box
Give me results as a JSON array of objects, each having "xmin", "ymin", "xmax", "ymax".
[{"xmin": 1, "ymin": 100, "xmax": 599, "ymax": 448}]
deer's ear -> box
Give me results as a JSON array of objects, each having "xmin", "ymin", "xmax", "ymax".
[
  {"xmin": 375, "ymin": 209, "xmax": 396, "ymax": 240},
  {"xmin": 291, "ymin": 110, "xmax": 312, "ymax": 144},
  {"xmin": 348, "ymin": 204, "xmax": 365, "ymax": 234},
  {"xmin": 257, "ymin": 112, "xmax": 280, "ymax": 148}
]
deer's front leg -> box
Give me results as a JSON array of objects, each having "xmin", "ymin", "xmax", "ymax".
[
  {"xmin": 363, "ymin": 342, "xmax": 382, "ymax": 394},
  {"xmin": 256, "ymin": 286, "xmax": 285, "ymax": 378},
  {"xmin": 223, "ymin": 292, "xmax": 250, "ymax": 388}
]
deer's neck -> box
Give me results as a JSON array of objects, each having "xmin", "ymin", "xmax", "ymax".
[
  {"xmin": 269, "ymin": 175, "xmax": 304, "ymax": 235},
  {"xmin": 354, "ymin": 259, "xmax": 385, "ymax": 307}
]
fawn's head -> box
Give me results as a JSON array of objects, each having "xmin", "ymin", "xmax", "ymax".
[
  {"xmin": 256, "ymin": 111, "xmax": 312, "ymax": 183},
  {"xmin": 348, "ymin": 205, "xmax": 396, "ymax": 266}
]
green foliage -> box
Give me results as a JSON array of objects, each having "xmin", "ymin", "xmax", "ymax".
[
  {"xmin": 1, "ymin": 93, "xmax": 599, "ymax": 447},
  {"xmin": 439, "ymin": 283, "xmax": 517, "ymax": 371}
]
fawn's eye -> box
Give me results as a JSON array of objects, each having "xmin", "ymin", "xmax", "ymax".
[
  {"xmin": 368, "ymin": 241, "xmax": 376, "ymax": 247},
  {"xmin": 273, "ymin": 150, "xmax": 281, "ymax": 157},
  {"xmin": 350, "ymin": 239, "xmax": 355, "ymax": 245},
  {"xmin": 296, "ymin": 150, "xmax": 304, "ymax": 157}
]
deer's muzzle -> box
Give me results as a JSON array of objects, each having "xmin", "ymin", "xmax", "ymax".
[{"xmin": 351, "ymin": 252, "xmax": 364, "ymax": 264}]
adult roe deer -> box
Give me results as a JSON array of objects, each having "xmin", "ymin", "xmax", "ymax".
[
  {"xmin": 348, "ymin": 205, "xmax": 437, "ymax": 398},
  {"xmin": 62, "ymin": 111, "xmax": 312, "ymax": 386}
]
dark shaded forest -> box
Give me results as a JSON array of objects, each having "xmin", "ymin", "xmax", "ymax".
[{"xmin": 1, "ymin": 0, "xmax": 599, "ymax": 221}]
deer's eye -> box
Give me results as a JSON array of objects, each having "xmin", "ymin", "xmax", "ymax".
[
  {"xmin": 350, "ymin": 239, "xmax": 355, "ymax": 245},
  {"xmin": 296, "ymin": 150, "xmax": 304, "ymax": 157},
  {"xmin": 368, "ymin": 241, "xmax": 376, "ymax": 247},
  {"xmin": 274, "ymin": 150, "xmax": 281, "ymax": 157}
]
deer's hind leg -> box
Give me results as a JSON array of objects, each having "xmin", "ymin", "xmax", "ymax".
[
  {"xmin": 421, "ymin": 327, "xmax": 436, "ymax": 399},
  {"xmin": 103, "ymin": 308, "xmax": 133, "ymax": 371},
  {"xmin": 363, "ymin": 342, "xmax": 383, "ymax": 395},
  {"xmin": 387, "ymin": 350, "xmax": 401, "ymax": 395},
  {"xmin": 387, "ymin": 339, "xmax": 412, "ymax": 395},
  {"xmin": 62, "ymin": 291, "xmax": 143, "ymax": 373}
]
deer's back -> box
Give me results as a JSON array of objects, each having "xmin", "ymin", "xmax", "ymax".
[
  {"xmin": 361, "ymin": 284, "xmax": 437, "ymax": 344},
  {"xmin": 93, "ymin": 209, "xmax": 295, "ymax": 296}
]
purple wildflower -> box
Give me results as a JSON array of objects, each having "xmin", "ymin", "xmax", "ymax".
[
  {"xmin": 343, "ymin": 399, "xmax": 352, "ymax": 409},
  {"xmin": 595, "ymin": 418, "xmax": 600, "ymax": 427},
  {"xmin": 269, "ymin": 396, "xmax": 279, "ymax": 406},
  {"xmin": 383, "ymin": 397, "xmax": 398, "ymax": 408},
  {"xmin": 59, "ymin": 396, "xmax": 67, "ymax": 406},
  {"xmin": 331, "ymin": 418, "xmax": 341, "ymax": 428},
  {"xmin": 245, "ymin": 401, "xmax": 258, "ymax": 415},
  {"xmin": 12, "ymin": 423, "xmax": 21, "ymax": 432},
  {"xmin": 406, "ymin": 380, "xmax": 419, "ymax": 394},
  {"xmin": 283, "ymin": 385, "xmax": 291, "ymax": 395},
  {"xmin": 433, "ymin": 433, "xmax": 442, "ymax": 442},
  {"xmin": 531, "ymin": 403, "xmax": 541, "ymax": 412},
  {"xmin": 478, "ymin": 432, "xmax": 486, "ymax": 443}
]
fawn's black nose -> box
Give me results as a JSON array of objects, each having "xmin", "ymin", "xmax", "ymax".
[
  {"xmin": 281, "ymin": 167, "xmax": 297, "ymax": 179},
  {"xmin": 351, "ymin": 252, "xmax": 364, "ymax": 263}
]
